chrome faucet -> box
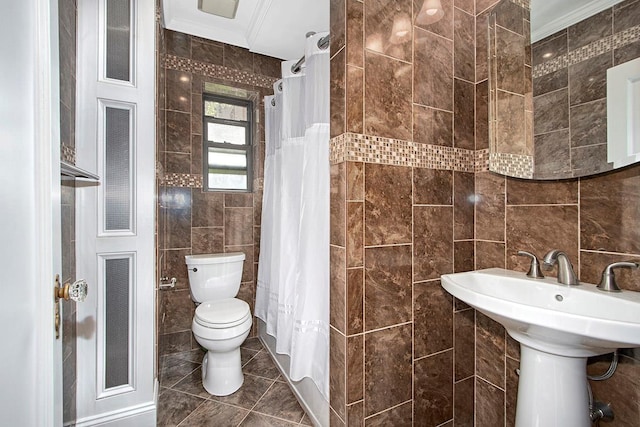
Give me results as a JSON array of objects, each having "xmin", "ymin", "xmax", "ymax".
[{"xmin": 542, "ymin": 250, "xmax": 579, "ymax": 286}]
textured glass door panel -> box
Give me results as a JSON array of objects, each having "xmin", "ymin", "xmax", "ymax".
[
  {"xmin": 104, "ymin": 106, "xmax": 132, "ymax": 231},
  {"xmin": 105, "ymin": 0, "xmax": 131, "ymax": 81},
  {"xmin": 104, "ymin": 257, "xmax": 130, "ymax": 389}
]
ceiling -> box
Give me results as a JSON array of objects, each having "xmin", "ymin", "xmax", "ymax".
[
  {"xmin": 531, "ymin": 0, "xmax": 623, "ymax": 42},
  {"xmin": 162, "ymin": 0, "xmax": 329, "ymax": 61}
]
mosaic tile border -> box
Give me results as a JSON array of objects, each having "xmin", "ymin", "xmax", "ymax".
[
  {"xmin": 533, "ymin": 25, "xmax": 640, "ymax": 78},
  {"xmin": 330, "ymin": 133, "xmax": 490, "ymax": 172},
  {"xmin": 61, "ymin": 143, "xmax": 76, "ymax": 164},
  {"xmin": 489, "ymin": 152, "xmax": 533, "ymax": 179},
  {"xmin": 163, "ymin": 54, "xmax": 278, "ymax": 89},
  {"xmin": 162, "ymin": 173, "xmax": 203, "ymax": 188}
]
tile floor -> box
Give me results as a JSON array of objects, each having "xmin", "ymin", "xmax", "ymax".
[{"xmin": 157, "ymin": 337, "xmax": 312, "ymax": 426}]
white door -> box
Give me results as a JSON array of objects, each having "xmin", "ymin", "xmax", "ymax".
[{"xmin": 0, "ymin": 0, "xmax": 63, "ymax": 425}]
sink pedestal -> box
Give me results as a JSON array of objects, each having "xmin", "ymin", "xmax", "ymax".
[{"xmin": 516, "ymin": 344, "xmax": 590, "ymax": 427}]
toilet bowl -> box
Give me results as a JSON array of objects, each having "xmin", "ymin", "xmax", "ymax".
[{"xmin": 185, "ymin": 253, "xmax": 252, "ymax": 396}]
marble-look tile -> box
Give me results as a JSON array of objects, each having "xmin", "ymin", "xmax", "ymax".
[
  {"xmin": 568, "ymin": 8, "xmax": 612, "ymax": 51},
  {"xmin": 166, "ymin": 207, "xmax": 192, "ymax": 250},
  {"xmin": 476, "ymin": 241, "xmax": 505, "ymax": 270},
  {"xmin": 172, "ymin": 368, "xmax": 213, "ymax": 399},
  {"xmin": 191, "ymin": 39, "xmax": 223, "ymax": 65},
  {"xmin": 589, "ymin": 354, "xmax": 640, "ymax": 424},
  {"xmin": 476, "ymin": 378, "xmax": 505, "ymax": 426},
  {"xmin": 210, "ymin": 372, "xmax": 275, "ymax": 410},
  {"xmin": 413, "ymin": 206, "xmax": 454, "ymax": 281},
  {"xmin": 243, "ymin": 350, "xmax": 281, "ymax": 380},
  {"xmin": 454, "ymin": 377, "xmax": 474, "ymax": 426},
  {"xmin": 455, "ymin": 308, "xmax": 475, "ymax": 381},
  {"xmin": 364, "ymin": 324, "xmax": 412, "ymax": 416},
  {"xmin": 413, "ymin": 280, "xmax": 453, "ymax": 358},
  {"xmin": 224, "ymin": 207, "xmax": 253, "ymax": 246},
  {"xmin": 225, "ymin": 245, "xmax": 254, "ymax": 283},
  {"xmin": 413, "ymin": 169, "xmax": 453, "ymax": 205},
  {"xmin": 414, "ymin": 350, "xmax": 454, "ymax": 425},
  {"xmin": 331, "ymin": 163, "xmax": 346, "ymax": 247},
  {"xmin": 364, "ymin": 164, "xmax": 412, "ymax": 246},
  {"xmin": 454, "ymin": 79, "xmax": 475, "ymax": 149},
  {"xmin": 364, "ymin": 52, "xmax": 412, "ymax": 140},
  {"xmin": 507, "ymin": 334, "xmax": 520, "ymax": 361},
  {"xmin": 365, "ymin": 401, "xmax": 412, "ymax": 426},
  {"xmin": 476, "ymin": 311, "xmax": 505, "ymax": 388},
  {"xmin": 157, "ymin": 388, "xmax": 206, "ymax": 427},
  {"xmin": 533, "ymin": 68, "xmax": 568, "ymax": 97},
  {"xmin": 253, "ymin": 53, "xmax": 281, "ymax": 78},
  {"xmin": 161, "ymin": 290, "xmax": 193, "ymax": 334},
  {"xmin": 346, "ymin": 65, "xmax": 364, "ymax": 133},
  {"xmin": 347, "ymin": 401, "xmax": 364, "ymax": 426},
  {"xmin": 347, "ymin": 335, "xmax": 364, "ymax": 404},
  {"xmin": 415, "ymin": 0, "xmax": 454, "ymax": 40},
  {"xmin": 412, "ymin": 105, "xmax": 453, "ymax": 147},
  {"xmin": 476, "ymin": 0, "xmax": 500, "ymax": 15},
  {"xmin": 347, "ymin": 162, "xmax": 364, "ymax": 201},
  {"xmin": 476, "ymin": 80, "xmax": 489, "ymax": 150},
  {"xmin": 496, "ymin": 91, "xmax": 526, "ymax": 155},
  {"xmin": 165, "ymin": 30, "xmax": 191, "ymax": 58},
  {"xmin": 571, "ymin": 144, "xmax": 612, "ymax": 177},
  {"xmin": 533, "ymin": 88, "xmax": 568, "ymax": 135},
  {"xmin": 239, "ymin": 412, "xmax": 299, "ymax": 426},
  {"xmin": 347, "ymin": 268, "xmax": 364, "ymax": 334},
  {"xmin": 159, "ymin": 355, "xmax": 199, "ymax": 388},
  {"xmin": 346, "ymin": 0, "xmax": 364, "ymax": 67},
  {"xmin": 614, "ymin": 0, "xmax": 640, "ymax": 32},
  {"xmin": 454, "ymin": 8, "xmax": 475, "ymax": 82},
  {"xmin": 365, "ymin": 0, "xmax": 412, "ymax": 62},
  {"xmin": 496, "ymin": 26, "xmax": 525, "ymax": 95},
  {"xmin": 300, "ymin": 412, "xmax": 313, "ymax": 426},
  {"xmin": 454, "ymin": 171, "xmax": 474, "ymax": 240},
  {"xmin": 330, "ymin": 39, "xmax": 346, "ymax": 138},
  {"xmin": 330, "ymin": 408, "xmax": 346, "ymax": 427},
  {"xmin": 331, "ymin": 0, "xmax": 346, "ymax": 54},
  {"xmin": 225, "ymin": 193, "xmax": 253, "ymax": 207},
  {"xmin": 160, "ymin": 330, "xmax": 192, "ymax": 355},
  {"xmin": 454, "ymin": 241, "xmax": 475, "ymax": 273},
  {"xmin": 330, "ymin": 328, "xmax": 346, "ymax": 421},
  {"xmin": 179, "ymin": 401, "xmax": 248, "ymax": 427},
  {"xmin": 414, "ymin": 27, "xmax": 454, "ymax": 111},
  {"xmin": 532, "ymin": 30, "xmax": 567, "ymax": 65},
  {"xmin": 166, "ymin": 70, "xmax": 192, "ymax": 113},
  {"xmin": 240, "ymin": 347, "xmax": 259, "ymax": 366},
  {"xmin": 364, "ymin": 245, "xmax": 412, "ymax": 331},
  {"xmin": 475, "ymin": 172, "xmax": 505, "ymax": 242},
  {"xmin": 476, "ymin": 9, "xmax": 491, "ymax": 82},
  {"xmin": 534, "ymin": 130, "xmax": 571, "ymax": 178},
  {"xmin": 253, "ymin": 382, "xmax": 305, "ymax": 422},
  {"xmin": 506, "ymin": 205, "xmax": 579, "ymax": 273},
  {"xmin": 506, "ymin": 357, "xmax": 520, "ymax": 427},
  {"xmin": 161, "ymin": 249, "xmax": 191, "ymax": 290},
  {"xmin": 164, "ymin": 152, "xmax": 191, "ymax": 174},
  {"xmin": 507, "ymin": 178, "xmax": 577, "ymax": 205},
  {"xmin": 223, "ymin": 45, "xmax": 253, "ymax": 73},
  {"xmin": 190, "ymin": 133, "xmax": 203, "ymax": 174},
  {"xmin": 331, "ymin": 245, "xmax": 347, "ymax": 333},
  {"xmin": 580, "ymin": 251, "xmax": 640, "ymax": 291},
  {"xmin": 568, "ymin": 53, "xmax": 611, "ymax": 106},
  {"xmin": 241, "ymin": 337, "xmax": 263, "ymax": 351},
  {"xmin": 614, "ymin": 40, "xmax": 640, "ymax": 65},
  {"xmin": 347, "ymin": 202, "xmax": 363, "ymax": 267},
  {"xmin": 581, "ymin": 164, "xmax": 640, "ymax": 254},
  {"xmin": 455, "ymin": 0, "xmax": 474, "ymax": 14},
  {"xmin": 493, "ymin": 0, "xmax": 524, "ymax": 35},
  {"xmin": 191, "ymin": 227, "xmax": 224, "ymax": 254},
  {"xmin": 191, "ymin": 190, "xmax": 223, "ymax": 227}
]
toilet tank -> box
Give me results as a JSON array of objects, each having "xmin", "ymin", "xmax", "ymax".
[{"xmin": 185, "ymin": 253, "xmax": 245, "ymax": 303}]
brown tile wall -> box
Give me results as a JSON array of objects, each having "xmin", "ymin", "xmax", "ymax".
[
  {"xmin": 156, "ymin": 29, "xmax": 280, "ymax": 358},
  {"xmin": 332, "ymin": 0, "xmax": 640, "ymax": 425},
  {"xmin": 59, "ymin": 0, "xmax": 78, "ymax": 423},
  {"xmin": 330, "ymin": 0, "xmax": 477, "ymax": 424}
]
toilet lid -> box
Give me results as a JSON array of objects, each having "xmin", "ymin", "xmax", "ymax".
[{"xmin": 195, "ymin": 298, "xmax": 251, "ymax": 329}]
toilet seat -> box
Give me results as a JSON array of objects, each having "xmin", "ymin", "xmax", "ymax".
[{"xmin": 195, "ymin": 298, "xmax": 251, "ymax": 329}]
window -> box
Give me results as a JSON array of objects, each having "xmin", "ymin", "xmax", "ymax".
[{"xmin": 203, "ymin": 94, "xmax": 253, "ymax": 192}]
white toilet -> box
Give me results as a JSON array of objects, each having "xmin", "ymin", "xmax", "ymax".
[{"xmin": 185, "ymin": 252, "xmax": 252, "ymax": 396}]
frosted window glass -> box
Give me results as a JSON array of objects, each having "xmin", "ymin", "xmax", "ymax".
[
  {"xmin": 106, "ymin": 0, "xmax": 131, "ymax": 81},
  {"xmin": 104, "ymin": 258, "xmax": 130, "ymax": 389},
  {"xmin": 105, "ymin": 107, "xmax": 131, "ymax": 231},
  {"xmin": 207, "ymin": 123, "xmax": 246, "ymax": 145}
]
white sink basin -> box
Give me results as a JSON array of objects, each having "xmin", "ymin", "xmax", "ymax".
[
  {"xmin": 441, "ymin": 268, "xmax": 640, "ymax": 427},
  {"xmin": 441, "ymin": 268, "xmax": 640, "ymax": 357}
]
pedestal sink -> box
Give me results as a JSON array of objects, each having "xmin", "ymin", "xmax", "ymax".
[{"xmin": 441, "ymin": 268, "xmax": 640, "ymax": 427}]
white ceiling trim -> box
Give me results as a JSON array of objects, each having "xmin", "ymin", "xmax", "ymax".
[
  {"xmin": 532, "ymin": 0, "xmax": 622, "ymax": 42},
  {"xmin": 245, "ymin": 0, "xmax": 274, "ymax": 48}
]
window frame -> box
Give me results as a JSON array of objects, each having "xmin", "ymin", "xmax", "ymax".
[{"xmin": 202, "ymin": 93, "xmax": 254, "ymax": 192}]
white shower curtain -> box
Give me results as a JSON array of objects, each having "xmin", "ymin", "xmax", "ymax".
[{"xmin": 256, "ymin": 32, "xmax": 330, "ymax": 400}]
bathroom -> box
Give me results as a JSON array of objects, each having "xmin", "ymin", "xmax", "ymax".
[{"xmin": 2, "ymin": 0, "xmax": 639, "ymax": 425}]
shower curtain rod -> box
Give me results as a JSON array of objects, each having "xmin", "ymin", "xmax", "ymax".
[{"xmin": 290, "ymin": 33, "xmax": 330, "ymax": 74}]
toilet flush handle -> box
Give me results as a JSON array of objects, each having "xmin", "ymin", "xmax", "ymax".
[{"xmin": 188, "ymin": 267, "xmax": 198, "ymax": 272}]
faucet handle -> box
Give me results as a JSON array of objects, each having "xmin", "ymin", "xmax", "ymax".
[
  {"xmin": 517, "ymin": 251, "xmax": 545, "ymax": 279},
  {"xmin": 597, "ymin": 261, "xmax": 640, "ymax": 292}
]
